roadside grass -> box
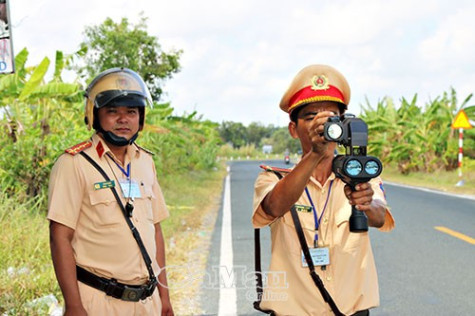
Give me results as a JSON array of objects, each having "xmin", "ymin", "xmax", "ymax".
[
  {"xmin": 0, "ymin": 165, "xmax": 226, "ymax": 316},
  {"xmin": 0, "ymin": 195, "xmax": 58, "ymax": 316},
  {"xmin": 159, "ymin": 166, "xmax": 226, "ymax": 315},
  {"xmin": 381, "ymin": 163, "xmax": 475, "ymax": 196}
]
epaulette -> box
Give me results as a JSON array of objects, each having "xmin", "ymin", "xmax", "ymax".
[
  {"xmin": 136, "ymin": 144, "xmax": 155, "ymax": 155},
  {"xmin": 65, "ymin": 141, "xmax": 92, "ymax": 156},
  {"xmin": 259, "ymin": 165, "xmax": 292, "ymax": 173}
]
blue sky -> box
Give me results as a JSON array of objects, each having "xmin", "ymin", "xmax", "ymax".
[{"xmin": 10, "ymin": 0, "xmax": 475, "ymax": 126}]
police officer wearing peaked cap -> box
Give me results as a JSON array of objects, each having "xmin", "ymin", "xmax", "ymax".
[
  {"xmin": 48, "ymin": 68, "xmax": 174, "ymax": 315},
  {"xmin": 252, "ymin": 64, "xmax": 395, "ymax": 315}
]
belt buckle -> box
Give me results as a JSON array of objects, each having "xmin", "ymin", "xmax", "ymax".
[{"xmin": 121, "ymin": 286, "xmax": 144, "ymax": 302}]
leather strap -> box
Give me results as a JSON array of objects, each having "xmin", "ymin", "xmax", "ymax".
[
  {"xmin": 79, "ymin": 152, "xmax": 157, "ymax": 288},
  {"xmin": 289, "ymin": 205, "xmax": 344, "ymax": 315}
]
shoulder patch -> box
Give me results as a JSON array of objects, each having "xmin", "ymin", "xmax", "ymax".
[
  {"xmin": 136, "ymin": 144, "xmax": 155, "ymax": 155},
  {"xmin": 65, "ymin": 141, "xmax": 92, "ymax": 156},
  {"xmin": 259, "ymin": 165, "xmax": 291, "ymax": 173}
]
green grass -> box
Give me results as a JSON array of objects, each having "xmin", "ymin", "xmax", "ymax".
[
  {"xmin": 158, "ymin": 167, "xmax": 226, "ymax": 239},
  {"xmin": 0, "ymin": 195, "xmax": 57, "ymax": 315},
  {"xmin": 381, "ymin": 163, "xmax": 475, "ymax": 196},
  {"xmin": 0, "ymin": 165, "xmax": 226, "ymax": 315}
]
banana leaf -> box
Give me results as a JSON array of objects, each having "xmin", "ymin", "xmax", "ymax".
[{"xmin": 19, "ymin": 57, "xmax": 50, "ymax": 100}]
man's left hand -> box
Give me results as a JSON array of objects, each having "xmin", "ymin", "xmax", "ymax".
[
  {"xmin": 344, "ymin": 182, "xmax": 374, "ymax": 212},
  {"xmin": 344, "ymin": 182, "xmax": 388, "ymax": 228}
]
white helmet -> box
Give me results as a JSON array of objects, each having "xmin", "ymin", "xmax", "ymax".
[{"xmin": 84, "ymin": 68, "xmax": 152, "ymax": 130}]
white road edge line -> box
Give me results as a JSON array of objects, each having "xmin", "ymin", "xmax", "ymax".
[
  {"xmin": 385, "ymin": 181, "xmax": 475, "ymax": 201},
  {"xmin": 218, "ymin": 166, "xmax": 237, "ymax": 315}
]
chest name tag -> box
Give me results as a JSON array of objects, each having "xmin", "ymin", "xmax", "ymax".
[
  {"xmin": 94, "ymin": 180, "xmax": 115, "ymax": 190},
  {"xmin": 119, "ymin": 179, "xmax": 141, "ymax": 198},
  {"xmin": 302, "ymin": 247, "xmax": 330, "ymax": 267},
  {"xmin": 294, "ymin": 204, "xmax": 313, "ymax": 213}
]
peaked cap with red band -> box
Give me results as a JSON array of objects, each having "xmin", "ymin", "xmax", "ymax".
[{"xmin": 279, "ymin": 64, "xmax": 351, "ymax": 114}]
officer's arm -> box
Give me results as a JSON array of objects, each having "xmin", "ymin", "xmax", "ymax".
[
  {"xmin": 262, "ymin": 150, "xmax": 325, "ymax": 218},
  {"xmin": 49, "ymin": 221, "xmax": 87, "ymax": 315},
  {"xmin": 154, "ymin": 223, "xmax": 174, "ymax": 316}
]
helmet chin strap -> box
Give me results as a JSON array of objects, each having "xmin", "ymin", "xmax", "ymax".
[{"xmin": 98, "ymin": 126, "xmax": 139, "ymax": 147}]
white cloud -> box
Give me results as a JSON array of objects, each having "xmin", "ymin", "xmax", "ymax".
[
  {"xmin": 7, "ymin": 0, "xmax": 475, "ymax": 125},
  {"xmin": 419, "ymin": 6, "xmax": 475, "ymax": 69}
]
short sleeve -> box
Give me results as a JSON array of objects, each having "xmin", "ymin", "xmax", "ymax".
[
  {"xmin": 370, "ymin": 177, "xmax": 395, "ymax": 232},
  {"xmin": 252, "ymin": 171, "xmax": 280, "ymax": 228},
  {"xmin": 47, "ymin": 154, "xmax": 84, "ymax": 229}
]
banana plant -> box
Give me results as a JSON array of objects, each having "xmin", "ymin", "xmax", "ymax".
[
  {"xmin": 361, "ymin": 89, "xmax": 474, "ymax": 174},
  {"xmin": 0, "ymin": 48, "xmax": 84, "ymax": 199},
  {"xmin": 139, "ymin": 102, "xmax": 221, "ymax": 174}
]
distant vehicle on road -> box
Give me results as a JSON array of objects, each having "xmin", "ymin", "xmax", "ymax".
[{"xmin": 284, "ymin": 154, "xmax": 290, "ymax": 164}]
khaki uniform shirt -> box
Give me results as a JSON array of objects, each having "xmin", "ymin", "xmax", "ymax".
[
  {"xmin": 252, "ymin": 170, "xmax": 394, "ymax": 316},
  {"xmin": 48, "ymin": 134, "xmax": 169, "ymax": 285}
]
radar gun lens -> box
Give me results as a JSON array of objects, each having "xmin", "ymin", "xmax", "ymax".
[
  {"xmin": 365, "ymin": 160, "xmax": 380, "ymax": 176},
  {"xmin": 345, "ymin": 159, "xmax": 363, "ymax": 176}
]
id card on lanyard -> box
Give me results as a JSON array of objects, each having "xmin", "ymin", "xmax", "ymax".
[
  {"xmin": 302, "ymin": 248, "xmax": 330, "ymax": 267},
  {"xmin": 108, "ymin": 156, "xmax": 142, "ymax": 199},
  {"xmin": 300, "ymin": 180, "xmax": 334, "ymax": 268},
  {"xmin": 119, "ymin": 179, "xmax": 141, "ymax": 199}
]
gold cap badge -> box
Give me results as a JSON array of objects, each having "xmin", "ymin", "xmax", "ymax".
[{"xmin": 311, "ymin": 75, "xmax": 329, "ymax": 90}]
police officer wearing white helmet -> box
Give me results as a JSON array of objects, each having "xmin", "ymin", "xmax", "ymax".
[{"xmin": 48, "ymin": 68, "xmax": 174, "ymax": 315}]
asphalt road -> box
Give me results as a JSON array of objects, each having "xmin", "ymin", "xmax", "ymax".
[{"xmin": 200, "ymin": 160, "xmax": 475, "ymax": 316}]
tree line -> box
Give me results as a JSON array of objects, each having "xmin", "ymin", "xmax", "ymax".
[
  {"xmin": 1, "ymin": 14, "xmax": 474, "ymax": 206},
  {"xmin": 217, "ymin": 121, "xmax": 300, "ymax": 155},
  {"xmin": 217, "ymin": 95, "xmax": 475, "ymax": 169}
]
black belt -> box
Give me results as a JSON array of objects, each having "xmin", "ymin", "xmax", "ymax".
[
  {"xmin": 76, "ymin": 266, "xmax": 156, "ymax": 302},
  {"xmin": 352, "ymin": 310, "xmax": 369, "ymax": 316}
]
